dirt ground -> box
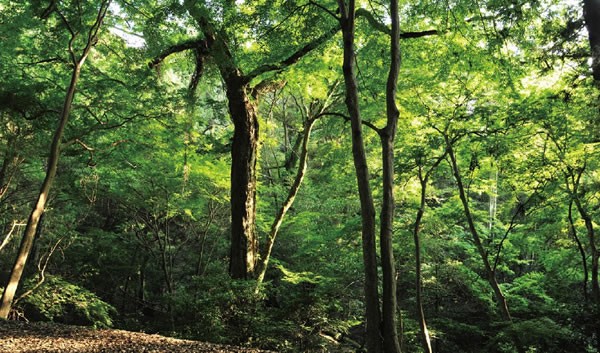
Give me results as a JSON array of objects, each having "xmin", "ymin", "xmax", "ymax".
[{"xmin": 0, "ymin": 320, "xmax": 275, "ymax": 353}]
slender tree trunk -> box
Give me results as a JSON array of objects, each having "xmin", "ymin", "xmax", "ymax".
[
  {"xmin": 568, "ymin": 166, "xmax": 600, "ymax": 304},
  {"xmin": 568, "ymin": 199, "xmax": 589, "ymax": 301},
  {"xmin": 379, "ymin": 0, "xmax": 402, "ymax": 351},
  {"xmin": 414, "ymin": 169, "xmax": 434, "ymax": 353},
  {"xmin": 380, "ymin": 137, "xmax": 400, "ymax": 353},
  {"xmin": 255, "ymin": 118, "xmax": 316, "ymax": 291},
  {"xmin": 0, "ymin": 2, "xmax": 108, "ymax": 319},
  {"xmin": 0, "ymin": 67, "xmax": 79, "ymax": 318},
  {"xmin": 573, "ymin": 196, "xmax": 600, "ymax": 304},
  {"xmin": 574, "ymin": 192, "xmax": 600, "ymax": 352},
  {"xmin": 338, "ymin": 1, "xmax": 383, "ymax": 352},
  {"xmin": 445, "ymin": 139, "xmax": 512, "ymax": 322}
]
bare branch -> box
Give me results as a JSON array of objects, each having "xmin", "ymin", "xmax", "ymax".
[
  {"xmin": 0, "ymin": 221, "xmax": 26, "ymax": 252},
  {"xmin": 14, "ymin": 238, "xmax": 64, "ymax": 305}
]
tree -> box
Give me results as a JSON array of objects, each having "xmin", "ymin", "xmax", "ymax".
[
  {"xmin": 337, "ymin": 1, "xmax": 383, "ymax": 351},
  {"xmin": 148, "ymin": 0, "xmax": 340, "ymax": 279},
  {"xmin": 409, "ymin": 145, "xmax": 446, "ymax": 353},
  {"xmin": 0, "ymin": 0, "xmax": 110, "ymax": 319},
  {"xmin": 337, "ymin": 0, "xmax": 405, "ymax": 351}
]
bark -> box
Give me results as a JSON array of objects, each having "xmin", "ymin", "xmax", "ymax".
[
  {"xmin": 569, "ymin": 166, "xmax": 599, "ymax": 304},
  {"xmin": 337, "ymin": 1, "xmax": 383, "ymax": 352},
  {"xmin": 413, "ymin": 175, "xmax": 433, "ymax": 353},
  {"xmin": 573, "ymin": 193, "xmax": 599, "ymax": 304},
  {"xmin": 226, "ymin": 78, "xmax": 259, "ymax": 279},
  {"xmin": 379, "ymin": 0, "xmax": 402, "ymax": 351},
  {"xmin": 445, "ymin": 139, "xmax": 512, "ymax": 322},
  {"xmin": 568, "ymin": 199, "xmax": 589, "ymax": 301},
  {"xmin": 583, "ymin": 0, "xmax": 600, "ymax": 82},
  {"xmin": 0, "ymin": 1, "xmax": 109, "ymax": 319},
  {"xmin": 412, "ymin": 157, "xmax": 444, "ymax": 353},
  {"xmin": 255, "ymin": 118, "xmax": 316, "ymax": 292}
]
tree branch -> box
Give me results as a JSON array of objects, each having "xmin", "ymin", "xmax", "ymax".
[
  {"xmin": 355, "ymin": 8, "xmax": 439, "ymax": 38},
  {"xmin": 314, "ymin": 111, "xmax": 381, "ymax": 133},
  {"xmin": 148, "ymin": 39, "xmax": 209, "ymax": 69},
  {"xmin": 245, "ymin": 24, "xmax": 340, "ymax": 81},
  {"xmin": 401, "ymin": 29, "xmax": 440, "ymax": 39},
  {"xmin": 308, "ymin": 1, "xmax": 339, "ymax": 20}
]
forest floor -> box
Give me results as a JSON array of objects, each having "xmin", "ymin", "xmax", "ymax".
[{"xmin": 0, "ymin": 320, "xmax": 275, "ymax": 353}]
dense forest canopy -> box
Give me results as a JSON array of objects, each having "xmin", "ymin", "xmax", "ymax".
[{"xmin": 0, "ymin": 0, "xmax": 599, "ymax": 352}]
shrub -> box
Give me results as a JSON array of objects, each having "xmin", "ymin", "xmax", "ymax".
[{"xmin": 19, "ymin": 275, "xmax": 116, "ymax": 328}]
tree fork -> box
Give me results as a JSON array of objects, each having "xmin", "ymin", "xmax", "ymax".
[{"xmin": 338, "ymin": 1, "xmax": 383, "ymax": 352}]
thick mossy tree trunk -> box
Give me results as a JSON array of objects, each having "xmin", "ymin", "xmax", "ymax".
[
  {"xmin": 337, "ymin": 1, "xmax": 383, "ymax": 352},
  {"xmin": 226, "ymin": 78, "xmax": 259, "ymax": 279},
  {"xmin": 0, "ymin": 1, "xmax": 109, "ymax": 318}
]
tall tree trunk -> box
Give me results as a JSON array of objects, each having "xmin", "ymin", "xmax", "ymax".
[
  {"xmin": 379, "ymin": 0, "xmax": 402, "ymax": 351},
  {"xmin": 226, "ymin": 78, "xmax": 259, "ymax": 279},
  {"xmin": 255, "ymin": 118, "xmax": 316, "ymax": 292},
  {"xmin": 337, "ymin": 1, "xmax": 383, "ymax": 352},
  {"xmin": 0, "ymin": 1, "xmax": 109, "ymax": 319},
  {"xmin": 584, "ymin": 0, "xmax": 600, "ymax": 82},
  {"xmin": 445, "ymin": 139, "xmax": 512, "ymax": 322},
  {"xmin": 183, "ymin": 2, "xmax": 259, "ymax": 279}
]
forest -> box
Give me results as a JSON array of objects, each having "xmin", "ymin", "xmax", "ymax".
[{"xmin": 0, "ymin": 0, "xmax": 598, "ymax": 352}]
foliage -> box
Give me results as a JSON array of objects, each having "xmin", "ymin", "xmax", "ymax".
[
  {"xmin": 18, "ymin": 275, "xmax": 116, "ymax": 328},
  {"xmin": 0, "ymin": 0, "xmax": 598, "ymax": 352}
]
